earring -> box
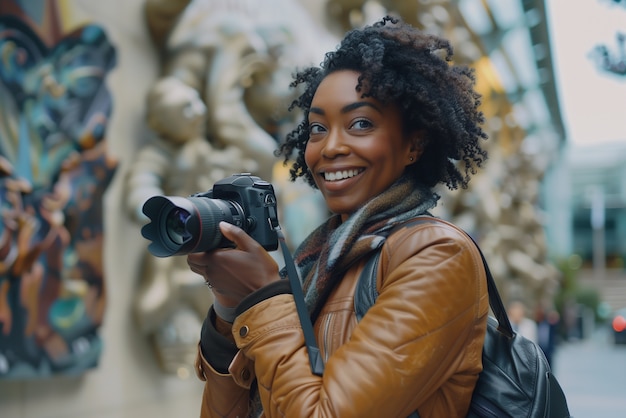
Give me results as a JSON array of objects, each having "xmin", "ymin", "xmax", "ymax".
[{"xmin": 409, "ymin": 156, "xmax": 414, "ymax": 162}]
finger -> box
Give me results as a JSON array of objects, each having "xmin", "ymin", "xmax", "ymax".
[
  {"xmin": 187, "ymin": 252, "xmax": 207, "ymax": 265},
  {"xmin": 187, "ymin": 253, "xmax": 214, "ymax": 275},
  {"xmin": 186, "ymin": 256, "xmax": 207, "ymax": 276},
  {"xmin": 219, "ymin": 221, "xmax": 261, "ymax": 252}
]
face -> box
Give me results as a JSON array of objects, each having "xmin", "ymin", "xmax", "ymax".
[
  {"xmin": 304, "ymin": 71, "xmax": 418, "ymax": 220},
  {"xmin": 150, "ymin": 82, "xmax": 207, "ymax": 144}
]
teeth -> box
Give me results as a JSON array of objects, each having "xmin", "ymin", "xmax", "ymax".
[{"xmin": 324, "ymin": 169, "xmax": 361, "ymax": 181}]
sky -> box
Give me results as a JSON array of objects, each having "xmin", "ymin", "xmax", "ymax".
[{"xmin": 546, "ymin": 0, "xmax": 626, "ymax": 145}]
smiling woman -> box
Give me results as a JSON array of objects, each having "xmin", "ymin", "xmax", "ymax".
[{"xmin": 189, "ymin": 15, "xmax": 490, "ymax": 418}]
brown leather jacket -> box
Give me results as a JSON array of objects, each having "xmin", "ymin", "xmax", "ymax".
[{"xmin": 196, "ymin": 217, "xmax": 489, "ymax": 417}]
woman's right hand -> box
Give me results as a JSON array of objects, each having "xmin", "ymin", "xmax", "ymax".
[{"xmin": 187, "ymin": 221, "xmax": 280, "ymax": 308}]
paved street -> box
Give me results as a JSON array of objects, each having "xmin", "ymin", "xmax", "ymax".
[{"xmin": 551, "ymin": 325, "xmax": 626, "ymax": 418}]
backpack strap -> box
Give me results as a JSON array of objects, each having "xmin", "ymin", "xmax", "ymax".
[{"xmin": 354, "ymin": 252, "xmax": 380, "ymax": 321}]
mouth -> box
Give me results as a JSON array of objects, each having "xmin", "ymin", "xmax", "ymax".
[{"xmin": 322, "ymin": 168, "xmax": 364, "ymax": 182}]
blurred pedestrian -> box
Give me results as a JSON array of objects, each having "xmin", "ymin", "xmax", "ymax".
[
  {"xmin": 535, "ymin": 303, "xmax": 560, "ymax": 367},
  {"xmin": 508, "ymin": 300, "xmax": 538, "ymax": 343}
]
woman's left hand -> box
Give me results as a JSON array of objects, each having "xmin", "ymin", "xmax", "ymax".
[{"xmin": 187, "ymin": 221, "xmax": 280, "ymax": 308}]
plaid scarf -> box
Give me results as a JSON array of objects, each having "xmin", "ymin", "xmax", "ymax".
[{"xmin": 293, "ymin": 176, "xmax": 439, "ymax": 320}]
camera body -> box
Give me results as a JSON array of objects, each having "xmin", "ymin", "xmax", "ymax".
[{"xmin": 141, "ymin": 173, "xmax": 279, "ymax": 257}]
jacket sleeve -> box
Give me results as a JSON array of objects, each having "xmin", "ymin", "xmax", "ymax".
[
  {"xmin": 228, "ymin": 221, "xmax": 489, "ymax": 417},
  {"xmin": 197, "ymin": 280, "xmax": 292, "ymax": 417},
  {"xmin": 196, "ymin": 309, "xmax": 251, "ymax": 418}
]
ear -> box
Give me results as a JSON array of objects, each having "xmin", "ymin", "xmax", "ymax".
[{"xmin": 407, "ymin": 132, "xmax": 425, "ymax": 164}]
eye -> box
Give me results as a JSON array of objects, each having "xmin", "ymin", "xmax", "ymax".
[
  {"xmin": 309, "ymin": 123, "xmax": 326, "ymax": 135},
  {"xmin": 350, "ymin": 119, "xmax": 373, "ymax": 130}
]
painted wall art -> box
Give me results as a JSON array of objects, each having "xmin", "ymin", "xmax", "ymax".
[{"xmin": 0, "ymin": 2, "xmax": 117, "ymax": 378}]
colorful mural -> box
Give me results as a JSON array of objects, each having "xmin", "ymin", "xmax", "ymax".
[{"xmin": 0, "ymin": 9, "xmax": 117, "ymax": 377}]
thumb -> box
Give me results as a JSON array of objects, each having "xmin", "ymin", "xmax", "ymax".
[{"xmin": 219, "ymin": 221, "xmax": 259, "ymax": 251}]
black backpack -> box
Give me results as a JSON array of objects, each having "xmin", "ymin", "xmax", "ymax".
[{"xmin": 353, "ymin": 218, "xmax": 571, "ymax": 418}]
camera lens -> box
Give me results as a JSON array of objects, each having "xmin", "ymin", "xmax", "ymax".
[
  {"xmin": 141, "ymin": 174, "xmax": 279, "ymax": 257},
  {"xmin": 165, "ymin": 208, "xmax": 192, "ymax": 244},
  {"xmin": 141, "ymin": 194, "xmax": 245, "ymax": 257}
]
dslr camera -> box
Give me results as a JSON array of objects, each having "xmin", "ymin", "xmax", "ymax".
[{"xmin": 141, "ymin": 173, "xmax": 279, "ymax": 257}]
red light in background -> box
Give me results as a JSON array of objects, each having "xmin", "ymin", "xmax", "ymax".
[{"xmin": 613, "ymin": 315, "xmax": 626, "ymax": 333}]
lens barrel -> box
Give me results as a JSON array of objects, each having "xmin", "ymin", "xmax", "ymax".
[{"xmin": 141, "ymin": 195, "xmax": 245, "ymax": 257}]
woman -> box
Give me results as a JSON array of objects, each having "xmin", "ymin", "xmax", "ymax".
[{"xmin": 188, "ymin": 16, "xmax": 489, "ymax": 417}]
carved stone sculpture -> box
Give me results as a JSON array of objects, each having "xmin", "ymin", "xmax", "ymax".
[
  {"xmin": 143, "ymin": 0, "xmax": 333, "ymax": 182},
  {"xmin": 125, "ymin": 76, "xmax": 261, "ymax": 374}
]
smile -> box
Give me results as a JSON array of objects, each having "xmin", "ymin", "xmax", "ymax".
[{"xmin": 323, "ymin": 169, "xmax": 364, "ymax": 181}]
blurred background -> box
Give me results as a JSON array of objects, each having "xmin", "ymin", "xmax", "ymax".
[{"xmin": 0, "ymin": 0, "xmax": 624, "ymax": 417}]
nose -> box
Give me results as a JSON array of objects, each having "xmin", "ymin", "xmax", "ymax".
[{"xmin": 321, "ymin": 129, "xmax": 349, "ymax": 159}]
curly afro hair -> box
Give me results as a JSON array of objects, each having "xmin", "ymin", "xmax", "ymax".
[{"xmin": 277, "ymin": 16, "xmax": 488, "ymax": 190}]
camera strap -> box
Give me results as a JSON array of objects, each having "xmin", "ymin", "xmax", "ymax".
[{"xmin": 275, "ymin": 228, "xmax": 325, "ymax": 376}]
